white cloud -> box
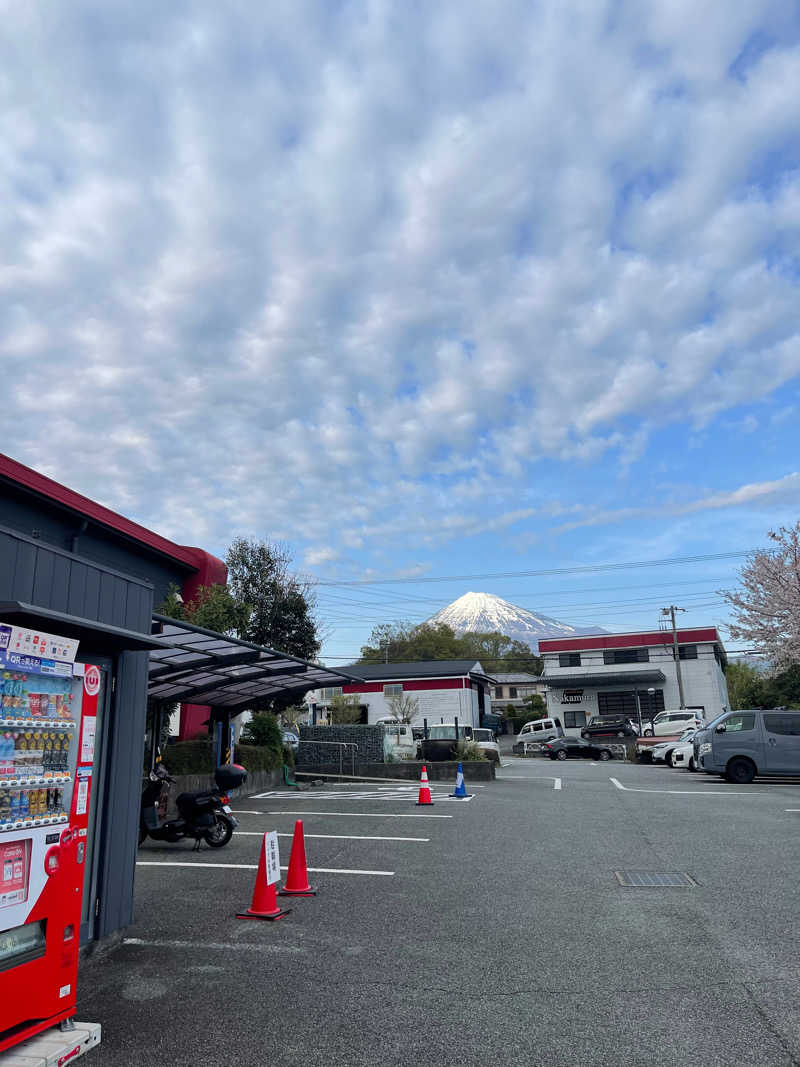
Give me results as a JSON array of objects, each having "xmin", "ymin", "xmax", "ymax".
[{"xmin": 0, "ymin": 0, "xmax": 798, "ymax": 567}]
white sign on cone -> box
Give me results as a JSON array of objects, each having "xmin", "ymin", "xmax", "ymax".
[{"xmin": 264, "ymin": 831, "xmax": 281, "ymax": 885}]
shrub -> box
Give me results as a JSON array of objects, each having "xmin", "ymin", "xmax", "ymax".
[
  {"xmin": 454, "ymin": 740, "xmax": 487, "ymax": 762},
  {"xmin": 240, "ymin": 712, "xmax": 283, "ymax": 752},
  {"xmin": 162, "ymin": 739, "xmax": 283, "ymax": 775}
]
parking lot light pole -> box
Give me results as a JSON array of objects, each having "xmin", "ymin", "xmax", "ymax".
[{"xmin": 635, "ymin": 691, "xmax": 643, "ymax": 737}]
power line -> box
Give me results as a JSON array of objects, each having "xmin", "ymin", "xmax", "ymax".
[{"xmin": 311, "ymin": 550, "xmax": 753, "ymax": 587}]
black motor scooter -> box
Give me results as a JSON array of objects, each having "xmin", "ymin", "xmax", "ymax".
[{"xmin": 139, "ymin": 762, "xmax": 246, "ymax": 849}]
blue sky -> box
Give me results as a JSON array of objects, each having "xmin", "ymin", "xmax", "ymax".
[{"xmin": 2, "ymin": 1, "xmax": 800, "ymax": 663}]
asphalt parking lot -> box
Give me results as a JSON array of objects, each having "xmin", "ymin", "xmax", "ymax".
[{"xmin": 78, "ymin": 760, "xmax": 800, "ymax": 1067}]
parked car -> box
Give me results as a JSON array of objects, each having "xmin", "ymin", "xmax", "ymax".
[
  {"xmin": 376, "ymin": 718, "xmax": 417, "ymax": 760},
  {"xmin": 422, "ymin": 723, "xmax": 490, "ymax": 761},
  {"xmin": 471, "ymin": 728, "xmax": 501, "ymax": 763},
  {"xmin": 580, "ymin": 717, "xmax": 638, "ymax": 740},
  {"xmin": 650, "ymin": 729, "xmax": 696, "ymax": 764},
  {"xmin": 642, "ymin": 710, "xmax": 704, "ymax": 737},
  {"xmin": 512, "ymin": 717, "xmax": 564, "ymax": 754},
  {"xmin": 543, "ymin": 737, "xmax": 614, "ymax": 761},
  {"xmin": 694, "ymin": 709, "xmax": 800, "ymax": 783},
  {"xmin": 669, "ymin": 739, "xmax": 697, "ymax": 770}
]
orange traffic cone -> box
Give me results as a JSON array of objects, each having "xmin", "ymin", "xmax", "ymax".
[
  {"xmin": 279, "ymin": 820, "xmax": 316, "ymax": 897},
  {"xmin": 236, "ymin": 833, "xmax": 291, "ymax": 921},
  {"xmin": 416, "ymin": 764, "xmax": 433, "ymax": 805}
]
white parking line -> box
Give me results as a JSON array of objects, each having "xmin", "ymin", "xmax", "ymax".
[
  {"xmin": 239, "ymin": 810, "xmax": 454, "ymax": 819},
  {"xmin": 609, "ymin": 777, "xmax": 766, "ymax": 796},
  {"xmin": 136, "ymin": 861, "xmax": 394, "ymax": 876},
  {"xmin": 234, "ymin": 831, "xmax": 430, "ymax": 842},
  {"xmin": 250, "ymin": 790, "xmax": 472, "ymax": 801},
  {"xmin": 494, "ymin": 776, "xmax": 562, "ymax": 789}
]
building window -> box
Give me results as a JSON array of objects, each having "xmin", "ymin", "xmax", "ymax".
[
  {"xmin": 319, "ymin": 687, "xmax": 342, "ymax": 701},
  {"xmin": 561, "ymin": 690, "xmax": 583, "ymax": 704},
  {"xmin": 493, "ymin": 687, "xmax": 504, "ymax": 699},
  {"xmin": 598, "ymin": 690, "xmax": 665, "ymax": 718},
  {"xmin": 678, "ymin": 645, "xmax": 698, "ymax": 660},
  {"xmin": 563, "ymin": 710, "xmax": 587, "ymax": 728},
  {"xmin": 383, "ymin": 684, "xmax": 403, "ymax": 697},
  {"xmin": 603, "ymin": 648, "xmax": 649, "ymax": 665},
  {"xmin": 509, "ymin": 687, "xmax": 517, "ymax": 698},
  {"xmin": 559, "ymin": 653, "xmax": 581, "ymax": 667}
]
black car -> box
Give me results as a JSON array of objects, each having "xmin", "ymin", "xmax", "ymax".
[
  {"xmin": 543, "ymin": 737, "xmax": 613, "ymax": 761},
  {"xmin": 580, "ymin": 717, "xmax": 638, "ymax": 740}
]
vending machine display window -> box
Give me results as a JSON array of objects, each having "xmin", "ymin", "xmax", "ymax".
[{"xmin": 0, "ymin": 919, "xmax": 46, "ymax": 973}]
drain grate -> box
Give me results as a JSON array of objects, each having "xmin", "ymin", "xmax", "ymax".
[{"xmin": 615, "ymin": 870, "xmax": 699, "ymax": 887}]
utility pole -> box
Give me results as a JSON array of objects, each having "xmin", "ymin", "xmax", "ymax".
[{"xmin": 662, "ymin": 605, "xmax": 686, "ymax": 709}]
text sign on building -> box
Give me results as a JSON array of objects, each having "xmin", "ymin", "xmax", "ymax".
[
  {"xmin": 264, "ymin": 831, "xmax": 280, "ymax": 885},
  {"xmin": 561, "ymin": 690, "xmax": 583, "ymax": 704}
]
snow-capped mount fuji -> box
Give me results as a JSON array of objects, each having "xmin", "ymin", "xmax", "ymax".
[{"xmin": 426, "ymin": 592, "xmax": 607, "ymax": 651}]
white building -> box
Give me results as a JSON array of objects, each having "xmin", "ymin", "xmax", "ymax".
[
  {"xmin": 490, "ymin": 672, "xmax": 547, "ymax": 715},
  {"xmin": 306, "ymin": 660, "xmax": 495, "ymax": 729},
  {"xmin": 539, "ymin": 627, "xmax": 730, "ymax": 732}
]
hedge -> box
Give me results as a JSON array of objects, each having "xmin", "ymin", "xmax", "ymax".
[{"xmin": 161, "ymin": 739, "xmax": 283, "ymax": 776}]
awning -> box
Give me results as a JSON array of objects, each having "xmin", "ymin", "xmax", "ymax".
[
  {"xmin": 147, "ymin": 614, "xmax": 359, "ymax": 710},
  {"xmin": 0, "ymin": 600, "xmax": 163, "ymax": 653},
  {"xmin": 542, "ymin": 670, "xmax": 666, "ymax": 689}
]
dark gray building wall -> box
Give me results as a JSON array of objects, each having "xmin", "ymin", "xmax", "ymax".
[
  {"xmin": 0, "ymin": 524, "xmax": 154, "ymax": 630},
  {"xmin": 0, "ymin": 481, "xmax": 191, "ymax": 605},
  {"xmin": 0, "ymin": 523, "xmax": 154, "ymax": 940}
]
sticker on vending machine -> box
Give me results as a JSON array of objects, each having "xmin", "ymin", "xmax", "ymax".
[
  {"xmin": 80, "ymin": 715, "xmax": 96, "ymax": 763},
  {"xmin": 0, "ymin": 841, "xmax": 28, "ymax": 909},
  {"xmin": 75, "ymin": 779, "xmax": 89, "ymax": 816}
]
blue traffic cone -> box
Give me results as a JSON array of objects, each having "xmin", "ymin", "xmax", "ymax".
[{"xmin": 450, "ymin": 763, "xmax": 471, "ymax": 798}]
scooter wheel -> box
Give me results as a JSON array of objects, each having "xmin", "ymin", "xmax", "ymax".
[{"xmin": 204, "ymin": 815, "xmax": 233, "ymax": 848}]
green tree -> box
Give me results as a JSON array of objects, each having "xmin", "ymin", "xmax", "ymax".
[
  {"xmin": 240, "ymin": 712, "xmax": 283, "ymax": 751},
  {"xmin": 187, "ymin": 583, "xmax": 250, "ymax": 635},
  {"xmin": 329, "ymin": 693, "xmax": 362, "ymax": 724},
  {"xmin": 522, "ymin": 693, "xmax": 547, "ymax": 717},
  {"xmin": 156, "ymin": 583, "xmax": 187, "ymax": 620},
  {"xmin": 725, "ymin": 661, "xmax": 767, "ymax": 710},
  {"xmin": 226, "ymin": 537, "xmax": 320, "ymax": 660},
  {"xmin": 762, "ymin": 664, "xmax": 800, "ymax": 709}
]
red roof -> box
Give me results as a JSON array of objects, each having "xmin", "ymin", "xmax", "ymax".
[
  {"xmin": 0, "ymin": 452, "xmax": 224, "ymax": 581},
  {"xmin": 539, "ymin": 627, "xmax": 722, "ymax": 653}
]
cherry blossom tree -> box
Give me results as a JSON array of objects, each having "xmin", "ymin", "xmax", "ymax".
[{"xmin": 723, "ymin": 523, "xmax": 800, "ymax": 669}]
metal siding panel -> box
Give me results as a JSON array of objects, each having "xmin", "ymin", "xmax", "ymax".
[
  {"xmin": 66, "ymin": 560, "xmax": 89, "ymax": 616},
  {"xmin": 0, "ymin": 533, "xmax": 21, "ymax": 600},
  {"xmin": 82, "ymin": 566, "xmax": 102, "ymax": 621},
  {"xmin": 10, "ymin": 539, "xmax": 36, "ymax": 601},
  {"xmin": 131, "ymin": 581, "xmax": 154, "ymax": 632},
  {"xmin": 49, "ymin": 553, "xmax": 71, "ymax": 613},
  {"xmin": 31, "ymin": 548, "xmax": 56, "ymax": 606}
]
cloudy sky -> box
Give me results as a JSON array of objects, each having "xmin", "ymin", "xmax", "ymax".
[{"xmin": 3, "ymin": 1, "xmax": 800, "ymax": 661}]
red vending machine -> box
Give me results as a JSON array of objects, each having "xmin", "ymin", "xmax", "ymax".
[{"xmin": 0, "ymin": 621, "xmax": 99, "ymax": 1051}]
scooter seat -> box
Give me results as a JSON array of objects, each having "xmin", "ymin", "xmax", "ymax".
[{"xmin": 176, "ymin": 790, "xmax": 217, "ymax": 817}]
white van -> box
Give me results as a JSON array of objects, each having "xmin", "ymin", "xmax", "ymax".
[
  {"xmin": 512, "ymin": 718, "xmax": 564, "ymax": 754},
  {"xmin": 643, "ymin": 710, "xmax": 704, "ymax": 737},
  {"xmin": 377, "ymin": 718, "xmax": 417, "ymax": 760}
]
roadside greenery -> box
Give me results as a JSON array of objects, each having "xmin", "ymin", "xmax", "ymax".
[
  {"xmin": 726, "ymin": 660, "xmax": 800, "ymax": 710},
  {"xmin": 160, "ymin": 739, "xmax": 283, "ymax": 775},
  {"xmin": 454, "ymin": 739, "xmax": 487, "ymax": 761},
  {"xmin": 359, "ymin": 621, "xmax": 542, "ymax": 674}
]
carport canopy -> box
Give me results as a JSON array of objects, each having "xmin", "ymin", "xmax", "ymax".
[{"xmin": 147, "ymin": 613, "xmax": 358, "ymax": 710}]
